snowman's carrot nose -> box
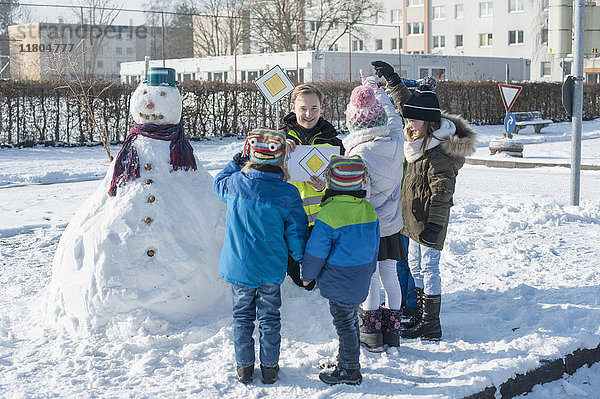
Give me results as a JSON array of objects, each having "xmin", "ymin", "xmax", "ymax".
[{"xmin": 145, "ymin": 101, "xmax": 154, "ymax": 110}]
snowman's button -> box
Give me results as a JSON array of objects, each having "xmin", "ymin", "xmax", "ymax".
[
  {"xmin": 148, "ymin": 195, "xmax": 155, "ymax": 203},
  {"xmin": 145, "ymin": 179, "xmax": 153, "ymax": 185},
  {"xmin": 147, "ymin": 249, "xmax": 155, "ymax": 257},
  {"xmin": 144, "ymin": 217, "xmax": 152, "ymax": 224},
  {"xmin": 144, "ymin": 163, "xmax": 152, "ymax": 171}
]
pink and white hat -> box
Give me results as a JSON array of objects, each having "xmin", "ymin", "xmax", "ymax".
[{"xmin": 345, "ymin": 85, "xmax": 388, "ymax": 133}]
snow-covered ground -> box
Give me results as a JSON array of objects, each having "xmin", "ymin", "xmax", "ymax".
[{"xmin": 1, "ymin": 120, "xmax": 599, "ymax": 398}]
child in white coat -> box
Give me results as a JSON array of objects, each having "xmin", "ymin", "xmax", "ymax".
[{"xmin": 343, "ymin": 73, "xmax": 405, "ymax": 351}]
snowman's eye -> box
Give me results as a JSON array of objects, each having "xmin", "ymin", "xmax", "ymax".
[
  {"xmin": 268, "ymin": 142, "xmax": 279, "ymax": 151},
  {"xmin": 160, "ymin": 92, "xmax": 166, "ymax": 96},
  {"xmin": 142, "ymin": 90, "xmax": 147, "ymax": 95},
  {"xmin": 249, "ymin": 138, "xmax": 257, "ymax": 146}
]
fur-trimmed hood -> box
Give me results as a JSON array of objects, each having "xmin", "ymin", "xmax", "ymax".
[{"xmin": 439, "ymin": 112, "xmax": 477, "ymax": 159}]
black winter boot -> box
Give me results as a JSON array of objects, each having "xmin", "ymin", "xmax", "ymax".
[
  {"xmin": 381, "ymin": 307, "xmax": 402, "ymax": 347},
  {"xmin": 358, "ymin": 307, "xmax": 383, "ymax": 352},
  {"xmin": 260, "ymin": 364, "xmax": 279, "ymax": 384},
  {"xmin": 400, "ymin": 294, "xmax": 442, "ymax": 341},
  {"xmin": 319, "ymin": 366, "xmax": 362, "ymax": 385},
  {"xmin": 237, "ymin": 364, "xmax": 254, "ymax": 384},
  {"xmin": 401, "ymin": 287, "xmax": 423, "ymax": 330}
]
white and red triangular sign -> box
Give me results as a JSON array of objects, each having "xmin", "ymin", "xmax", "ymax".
[{"xmin": 498, "ymin": 84, "xmax": 522, "ymax": 112}]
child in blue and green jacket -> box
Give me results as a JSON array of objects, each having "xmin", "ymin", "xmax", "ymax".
[
  {"xmin": 301, "ymin": 155, "xmax": 380, "ymax": 386},
  {"xmin": 213, "ymin": 128, "xmax": 308, "ymax": 385}
]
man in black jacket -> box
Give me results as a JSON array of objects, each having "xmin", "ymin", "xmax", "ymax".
[{"xmin": 282, "ymin": 84, "xmax": 343, "ymax": 290}]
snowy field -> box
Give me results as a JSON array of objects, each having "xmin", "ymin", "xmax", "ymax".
[{"xmin": 1, "ymin": 120, "xmax": 599, "ymax": 398}]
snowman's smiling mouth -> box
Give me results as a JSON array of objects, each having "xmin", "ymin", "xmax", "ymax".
[{"xmin": 139, "ymin": 112, "xmax": 165, "ymax": 121}]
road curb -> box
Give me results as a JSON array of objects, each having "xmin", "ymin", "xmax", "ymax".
[
  {"xmin": 466, "ymin": 158, "xmax": 600, "ymax": 170},
  {"xmin": 462, "ymin": 342, "xmax": 600, "ymax": 399}
]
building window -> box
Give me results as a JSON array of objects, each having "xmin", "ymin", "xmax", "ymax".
[
  {"xmin": 586, "ymin": 72, "xmax": 599, "ymax": 83},
  {"xmin": 391, "ymin": 37, "xmax": 398, "ymax": 50},
  {"xmin": 126, "ymin": 47, "xmax": 133, "ymax": 55},
  {"xmin": 352, "ymin": 40, "xmax": 364, "ymax": 51},
  {"xmin": 562, "ymin": 61, "xmax": 572, "ymax": 75},
  {"xmin": 433, "ymin": 6, "xmax": 445, "ymax": 20},
  {"xmin": 479, "ymin": 2, "xmax": 493, "ymax": 17},
  {"xmin": 509, "ymin": 30, "xmax": 524, "ymax": 45},
  {"xmin": 433, "ymin": 35, "xmax": 445, "ymax": 48},
  {"xmin": 509, "ymin": 0, "xmax": 524, "ymax": 12},
  {"xmin": 375, "ymin": 39, "xmax": 383, "ymax": 50},
  {"xmin": 455, "ymin": 4, "xmax": 463, "ymax": 19},
  {"xmin": 541, "ymin": 61, "xmax": 551, "ymax": 76},
  {"xmin": 541, "ymin": 28, "xmax": 548, "ymax": 44},
  {"xmin": 455, "ymin": 34, "xmax": 463, "ymax": 47},
  {"xmin": 375, "ymin": 12, "xmax": 384, "ymax": 24},
  {"xmin": 116, "ymin": 47, "xmax": 122, "ymax": 55},
  {"xmin": 391, "ymin": 9, "xmax": 402, "ymax": 23},
  {"xmin": 479, "ymin": 33, "xmax": 493, "ymax": 47},
  {"xmin": 408, "ymin": 22, "xmax": 424, "ymax": 35},
  {"xmin": 407, "ymin": 0, "xmax": 424, "ymax": 6}
]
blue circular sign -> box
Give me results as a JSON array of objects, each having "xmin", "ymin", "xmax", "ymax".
[{"xmin": 504, "ymin": 112, "xmax": 516, "ymax": 134}]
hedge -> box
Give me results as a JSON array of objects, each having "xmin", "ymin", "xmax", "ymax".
[{"xmin": 0, "ymin": 80, "xmax": 599, "ymax": 145}]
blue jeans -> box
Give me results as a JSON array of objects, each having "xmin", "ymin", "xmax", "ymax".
[
  {"xmin": 407, "ymin": 238, "xmax": 442, "ymax": 295},
  {"xmin": 329, "ymin": 300, "xmax": 360, "ymax": 370},
  {"xmin": 397, "ymin": 234, "xmax": 417, "ymax": 308},
  {"xmin": 231, "ymin": 283, "xmax": 282, "ymax": 368}
]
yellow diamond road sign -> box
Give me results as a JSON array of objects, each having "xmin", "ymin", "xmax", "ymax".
[
  {"xmin": 264, "ymin": 75, "xmax": 286, "ymax": 96},
  {"xmin": 300, "ymin": 147, "xmax": 330, "ymax": 178},
  {"xmin": 306, "ymin": 154, "xmax": 324, "ymax": 173},
  {"xmin": 255, "ymin": 65, "xmax": 295, "ymax": 105}
]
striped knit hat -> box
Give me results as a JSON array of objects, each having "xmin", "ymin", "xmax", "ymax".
[
  {"xmin": 402, "ymin": 76, "xmax": 441, "ymax": 122},
  {"xmin": 326, "ymin": 155, "xmax": 367, "ymax": 191},
  {"xmin": 345, "ymin": 85, "xmax": 388, "ymax": 133},
  {"xmin": 244, "ymin": 128, "xmax": 286, "ymax": 165}
]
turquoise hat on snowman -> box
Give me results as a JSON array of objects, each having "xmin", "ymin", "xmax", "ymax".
[{"xmin": 144, "ymin": 67, "xmax": 179, "ymax": 86}]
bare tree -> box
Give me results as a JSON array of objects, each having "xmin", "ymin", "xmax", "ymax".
[
  {"xmin": 248, "ymin": 0, "xmax": 380, "ymax": 52},
  {"xmin": 70, "ymin": 0, "xmax": 122, "ymax": 79},
  {"xmin": 304, "ymin": 0, "xmax": 380, "ymax": 51},
  {"xmin": 166, "ymin": 1, "xmax": 197, "ymax": 59},
  {"xmin": 143, "ymin": 0, "xmax": 170, "ymax": 60},
  {"xmin": 193, "ymin": 0, "xmax": 250, "ymax": 57}
]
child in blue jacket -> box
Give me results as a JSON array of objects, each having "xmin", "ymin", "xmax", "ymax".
[
  {"xmin": 301, "ymin": 155, "xmax": 379, "ymax": 386},
  {"xmin": 213, "ymin": 128, "xmax": 308, "ymax": 385}
]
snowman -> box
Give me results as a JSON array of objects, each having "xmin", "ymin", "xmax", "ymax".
[{"xmin": 44, "ymin": 67, "xmax": 228, "ymax": 335}]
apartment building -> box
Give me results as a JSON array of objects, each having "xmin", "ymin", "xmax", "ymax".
[
  {"xmin": 8, "ymin": 22, "xmax": 161, "ymax": 81},
  {"xmin": 362, "ymin": 0, "xmax": 600, "ymax": 82}
]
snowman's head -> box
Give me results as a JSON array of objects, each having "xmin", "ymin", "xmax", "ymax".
[{"xmin": 130, "ymin": 67, "xmax": 182, "ymax": 125}]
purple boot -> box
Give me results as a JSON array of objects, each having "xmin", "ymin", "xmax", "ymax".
[
  {"xmin": 381, "ymin": 307, "xmax": 402, "ymax": 347},
  {"xmin": 358, "ymin": 307, "xmax": 383, "ymax": 352}
]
